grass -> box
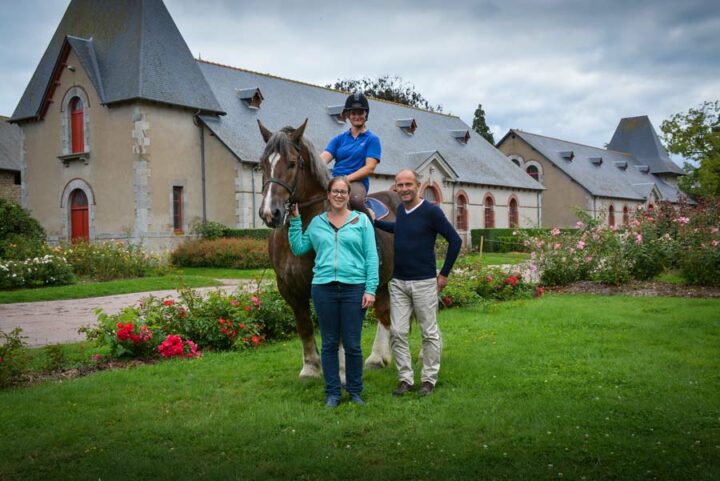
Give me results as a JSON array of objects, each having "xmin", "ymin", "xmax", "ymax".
[
  {"xmin": 654, "ymin": 270, "xmax": 686, "ymax": 285},
  {"xmin": 0, "ymin": 275, "xmax": 221, "ymax": 304},
  {"xmin": 173, "ymin": 266, "xmax": 273, "ymax": 280},
  {"xmin": 462, "ymin": 251, "xmax": 530, "ymax": 266},
  {"xmin": 1, "ymin": 294, "xmax": 718, "ymax": 480}
]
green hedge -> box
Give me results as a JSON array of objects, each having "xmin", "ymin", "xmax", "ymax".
[
  {"xmin": 222, "ymin": 228, "xmax": 272, "ymax": 240},
  {"xmin": 470, "ymin": 228, "xmax": 576, "ymax": 253}
]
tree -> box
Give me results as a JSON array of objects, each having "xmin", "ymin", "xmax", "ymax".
[
  {"xmin": 661, "ymin": 100, "xmax": 720, "ymax": 198},
  {"xmin": 472, "ymin": 104, "xmax": 495, "ymax": 144},
  {"xmin": 326, "ymin": 75, "xmax": 442, "ymax": 112}
]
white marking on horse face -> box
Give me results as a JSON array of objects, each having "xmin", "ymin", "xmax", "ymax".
[{"xmin": 261, "ymin": 153, "xmax": 282, "ymax": 218}]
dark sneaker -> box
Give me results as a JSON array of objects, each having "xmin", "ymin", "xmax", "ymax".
[
  {"xmin": 325, "ymin": 396, "xmax": 341, "ymax": 408},
  {"xmin": 419, "ymin": 381, "xmax": 434, "ymax": 396},
  {"xmin": 350, "ymin": 393, "xmax": 365, "ymax": 406},
  {"xmin": 392, "ymin": 381, "xmax": 414, "ymax": 396}
]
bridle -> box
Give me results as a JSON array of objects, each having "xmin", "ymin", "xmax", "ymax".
[{"xmin": 261, "ymin": 139, "xmax": 326, "ymax": 225}]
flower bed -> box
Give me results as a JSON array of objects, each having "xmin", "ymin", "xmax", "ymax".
[
  {"xmin": 0, "ymin": 254, "xmax": 75, "ymax": 289},
  {"xmin": 81, "ymin": 283, "xmax": 294, "ymax": 360},
  {"xmin": 440, "ymin": 265, "xmax": 541, "ymax": 309},
  {"xmin": 522, "ymin": 200, "xmax": 720, "ymax": 287},
  {"xmin": 57, "ymin": 241, "xmax": 168, "ymax": 281}
]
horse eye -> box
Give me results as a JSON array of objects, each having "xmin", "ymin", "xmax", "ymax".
[{"xmin": 288, "ymin": 161, "xmax": 297, "ymax": 169}]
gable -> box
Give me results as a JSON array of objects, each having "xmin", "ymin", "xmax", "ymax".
[{"xmin": 11, "ymin": 0, "xmax": 223, "ymax": 123}]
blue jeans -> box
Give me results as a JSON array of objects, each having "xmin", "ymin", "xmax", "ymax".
[{"xmin": 311, "ymin": 282, "xmax": 365, "ymax": 397}]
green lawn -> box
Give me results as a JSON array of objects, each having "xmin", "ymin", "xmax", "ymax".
[
  {"xmin": 461, "ymin": 251, "xmax": 530, "ymax": 266},
  {"xmin": 1, "ymin": 294, "xmax": 718, "ymax": 480},
  {"xmin": 0, "ymin": 275, "xmax": 221, "ymax": 304},
  {"xmin": 173, "ymin": 266, "xmax": 273, "ymax": 280}
]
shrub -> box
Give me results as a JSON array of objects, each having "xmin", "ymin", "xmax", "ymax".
[
  {"xmin": 82, "ymin": 283, "xmax": 295, "ymax": 359},
  {"xmin": 58, "ymin": 241, "xmax": 167, "ymax": 281},
  {"xmin": 0, "ymin": 199, "xmax": 46, "ymax": 260},
  {"xmin": 192, "ymin": 221, "xmax": 227, "ymax": 240},
  {"xmin": 171, "ymin": 238, "xmax": 270, "ymax": 269},
  {"xmin": 222, "ymin": 228, "xmax": 272, "ymax": 240},
  {"xmin": 0, "ymin": 254, "xmax": 75, "ymax": 290},
  {"xmin": 676, "ymin": 198, "xmax": 720, "ymax": 286},
  {"xmin": 0, "ymin": 328, "xmax": 29, "ymax": 387}
]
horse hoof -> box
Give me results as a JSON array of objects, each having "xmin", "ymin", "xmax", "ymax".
[{"xmin": 299, "ymin": 365, "xmax": 321, "ymax": 379}]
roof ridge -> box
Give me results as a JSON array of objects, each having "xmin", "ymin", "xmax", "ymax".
[
  {"xmin": 512, "ymin": 129, "xmax": 633, "ymax": 156},
  {"xmin": 196, "ymin": 58, "xmax": 459, "ymax": 119}
]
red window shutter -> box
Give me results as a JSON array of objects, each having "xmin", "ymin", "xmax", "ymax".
[{"xmin": 70, "ymin": 97, "xmax": 84, "ymax": 153}]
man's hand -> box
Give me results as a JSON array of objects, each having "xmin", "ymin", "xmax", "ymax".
[
  {"xmin": 368, "ymin": 209, "xmax": 376, "ymax": 221},
  {"xmin": 437, "ymin": 274, "xmax": 448, "ymax": 292},
  {"xmin": 362, "ymin": 293, "xmax": 375, "ymax": 309}
]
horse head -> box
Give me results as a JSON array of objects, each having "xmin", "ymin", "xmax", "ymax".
[{"xmin": 257, "ymin": 119, "xmax": 309, "ymax": 228}]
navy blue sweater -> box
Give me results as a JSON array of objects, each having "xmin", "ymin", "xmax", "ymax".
[{"xmin": 375, "ymin": 200, "xmax": 462, "ymax": 280}]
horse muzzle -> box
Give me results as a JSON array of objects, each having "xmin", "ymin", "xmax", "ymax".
[{"xmin": 259, "ymin": 205, "xmax": 286, "ymax": 228}]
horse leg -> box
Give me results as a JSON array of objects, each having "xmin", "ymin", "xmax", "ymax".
[
  {"xmin": 364, "ymin": 285, "xmax": 393, "ymax": 369},
  {"xmin": 338, "ymin": 341, "xmax": 346, "ymax": 387},
  {"xmin": 291, "ymin": 301, "xmax": 322, "ymax": 379}
]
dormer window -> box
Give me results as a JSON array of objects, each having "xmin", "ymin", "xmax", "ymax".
[
  {"xmin": 560, "ymin": 151, "xmax": 574, "ymax": 161},
  {"xmin": 614, "ymin": 161, "xmax": 628, "ymax": 170},
  {"xmin": 451, "ymin": 130, "xmax": 470, "ymax": 144},
  {"xmin": 326, "ymin": 105, "xmax": 345, "ymax": 124},
  {"xmin": 396, "ymin": 118, "xmax": 417, "ymax": 135},
  {"xmin": 236, "ymin": 88, "xmax": 263, "ymax": 109},
  {"xmin": 70, "ymin": 96, "xmax": 85, "ymax": 153},
  {"xmin": 636, "ymin": 165, "xmax": 650, "ymax": 173},
  {"xmin": 589, "ymin": 156, "xmax": 603, "ymax": 166}
]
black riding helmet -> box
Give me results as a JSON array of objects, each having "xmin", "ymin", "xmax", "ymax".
[{"xmin": 343, "ymin": 92, "xmax": 370, "ymax": 119}]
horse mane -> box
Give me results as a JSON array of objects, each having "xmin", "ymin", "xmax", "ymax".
[{"xmin": 273, "ymin": 126, "xmax": 330, "ymax": 191}]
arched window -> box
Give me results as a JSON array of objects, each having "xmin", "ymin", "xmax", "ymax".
[
  {"xmin": 484, "ymin": 196, "xmax": 495, "ymax": 228},
  {"xmin": 647, "ymin": 203, "xmax": 655, "ymax": 211},
  {"xmin": 526, "ymin": 165, "xmax": 539, "ymax": 181},
  {"xmin": 70, "ymin": 96, "xmax": 84, "ymax": 153},
  {"xmin": 422, "ymin": 184, "xmax": 441, "ymax": 204},
  {"xmin": 70, "ymin": 189, "xmax": 89, "ymax": 242},
  {"xmin": 508, "ymin": 198, "xmax": 519, "ymax": 228},
  {"xmin": 511, "ymin": 158, "xmax": 521, "ymax": 167},
  {"xmin": 608, "ymin": 205, "xmax": 615, "ymax": 227},
  {"xmin": 623, "ymin": 206, "xmax": 629, "ymax": 225},
  {"xmin": 456, "ymin": 193, "xmax": 468, "ymax": 231}
]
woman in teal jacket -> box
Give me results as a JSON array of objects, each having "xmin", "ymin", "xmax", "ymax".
[{"xmin": 289, "ymin": 176, "xmax": 378, "ymax": 407}]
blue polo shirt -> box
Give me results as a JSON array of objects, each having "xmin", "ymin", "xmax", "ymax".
[{"xmin": 325, "ymin": 129, "xmax": 381, "ymax": 191}]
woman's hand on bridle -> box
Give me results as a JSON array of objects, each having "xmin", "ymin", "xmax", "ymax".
[{"xmin": 290, "ymin": 203, "xmax": 299, "ymax": 218}]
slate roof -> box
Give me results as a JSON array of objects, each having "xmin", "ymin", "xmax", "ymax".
[
  {"xmin": 0, "ymin": 117, "xmax": 22, "ymax": 172},
  {"xmin": 607, "ymin": 116, "xmax": 684, "ymax": 175},
  {"xmin": 11, "ymin": 0, "xmax": 222, "ymax": 122},
  {"xmin": 197, "ymin": 61, "xmax": 543, "ymax": 191},
  {"xmin": 507, "ymin": 129, "xmax": 687, "ymax": 203}
]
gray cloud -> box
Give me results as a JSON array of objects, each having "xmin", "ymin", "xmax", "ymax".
[{"xmin": 1, "ymin": 0, "xmax": 718, "ymax": 153}]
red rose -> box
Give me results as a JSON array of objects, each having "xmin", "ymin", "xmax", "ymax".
[
  {"xmin": 163, "ymin": 299, "xmax": 174, "ymax": 306},
  {"xmin": 244, "ymin": 305, "xmax": 251, "ymax": 312},
  {"xmin": 239, "ymin": 323, "xmax": 246, "ymax": 330},
  {"xmin": 251, "ymin": 335, "xmax": 260, "ymax": 346}
]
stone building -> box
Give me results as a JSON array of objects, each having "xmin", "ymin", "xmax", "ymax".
[
  {"xmin": 10, "ymin": 0, "xmax": 543, "ymax": 249},
  {"xmin": 0, "ymin": 116, "xmax": 22, "ymax": 204},
  {"xmin": 496, "ymin": 116, "xmax": 689, "ymax": 228}
]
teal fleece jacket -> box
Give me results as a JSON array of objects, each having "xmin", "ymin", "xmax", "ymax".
[{"xmin": 289, "ymin": 211, "xmax": 379, "ymax": 295}]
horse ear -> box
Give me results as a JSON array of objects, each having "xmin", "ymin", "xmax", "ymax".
[
  {"xmin": 291, "ymin": 119, "xmax": 309, "ymax": 143},
  {"xmin": 257, "ymin": 119, "xmax": 273, "ymax": 143}
]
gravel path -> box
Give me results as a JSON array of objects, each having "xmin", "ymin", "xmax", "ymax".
[{"xmin": 0, "ymin": 281, "xmax": 245, "ymax": 347}]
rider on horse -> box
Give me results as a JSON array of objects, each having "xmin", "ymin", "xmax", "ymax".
[{"xmin": 320, "ymin": 92, "xmax": 381, "ymax": 215}]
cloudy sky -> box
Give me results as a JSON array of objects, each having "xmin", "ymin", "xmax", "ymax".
[{"xmin": 1, "ymin": 0, "xmax": 718, "ymax": 152}]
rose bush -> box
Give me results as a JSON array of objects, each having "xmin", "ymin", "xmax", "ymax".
[{"xmin": 81, "ymin": 283, "xmax": 295, "ymax": 360}]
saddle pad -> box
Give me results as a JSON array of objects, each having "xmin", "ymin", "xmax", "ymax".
[{"xmin": 366, "ymin": 197, "xmax": 390, "ymax": 220}]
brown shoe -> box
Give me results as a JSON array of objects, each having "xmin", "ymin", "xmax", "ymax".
[
  {"xmin": 392, "ymin": 381, "xmax": 414, "ymax": 396},
  {"xmin": 419, "ymin": 381, "xmax": 434, "ymax": 396}
]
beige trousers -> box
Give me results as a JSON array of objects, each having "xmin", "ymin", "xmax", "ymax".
[{"xmin": 389, "ymin": 278, "xmax": 442, "ymax": 386}]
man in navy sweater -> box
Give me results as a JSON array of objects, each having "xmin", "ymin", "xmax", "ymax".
[{"xmin": 374, "ymin": 169, "xmax": 462, "ymax": 396}]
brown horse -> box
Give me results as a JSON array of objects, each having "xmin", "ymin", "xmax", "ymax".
[{"xmin": 257, "ymin": 119, "xmax": 398, "ymax": 378}]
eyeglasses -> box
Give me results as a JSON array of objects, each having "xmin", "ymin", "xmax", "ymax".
[{"xmin": 330, "ymin": 189, "xmax": 349, "ymax": 196}]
